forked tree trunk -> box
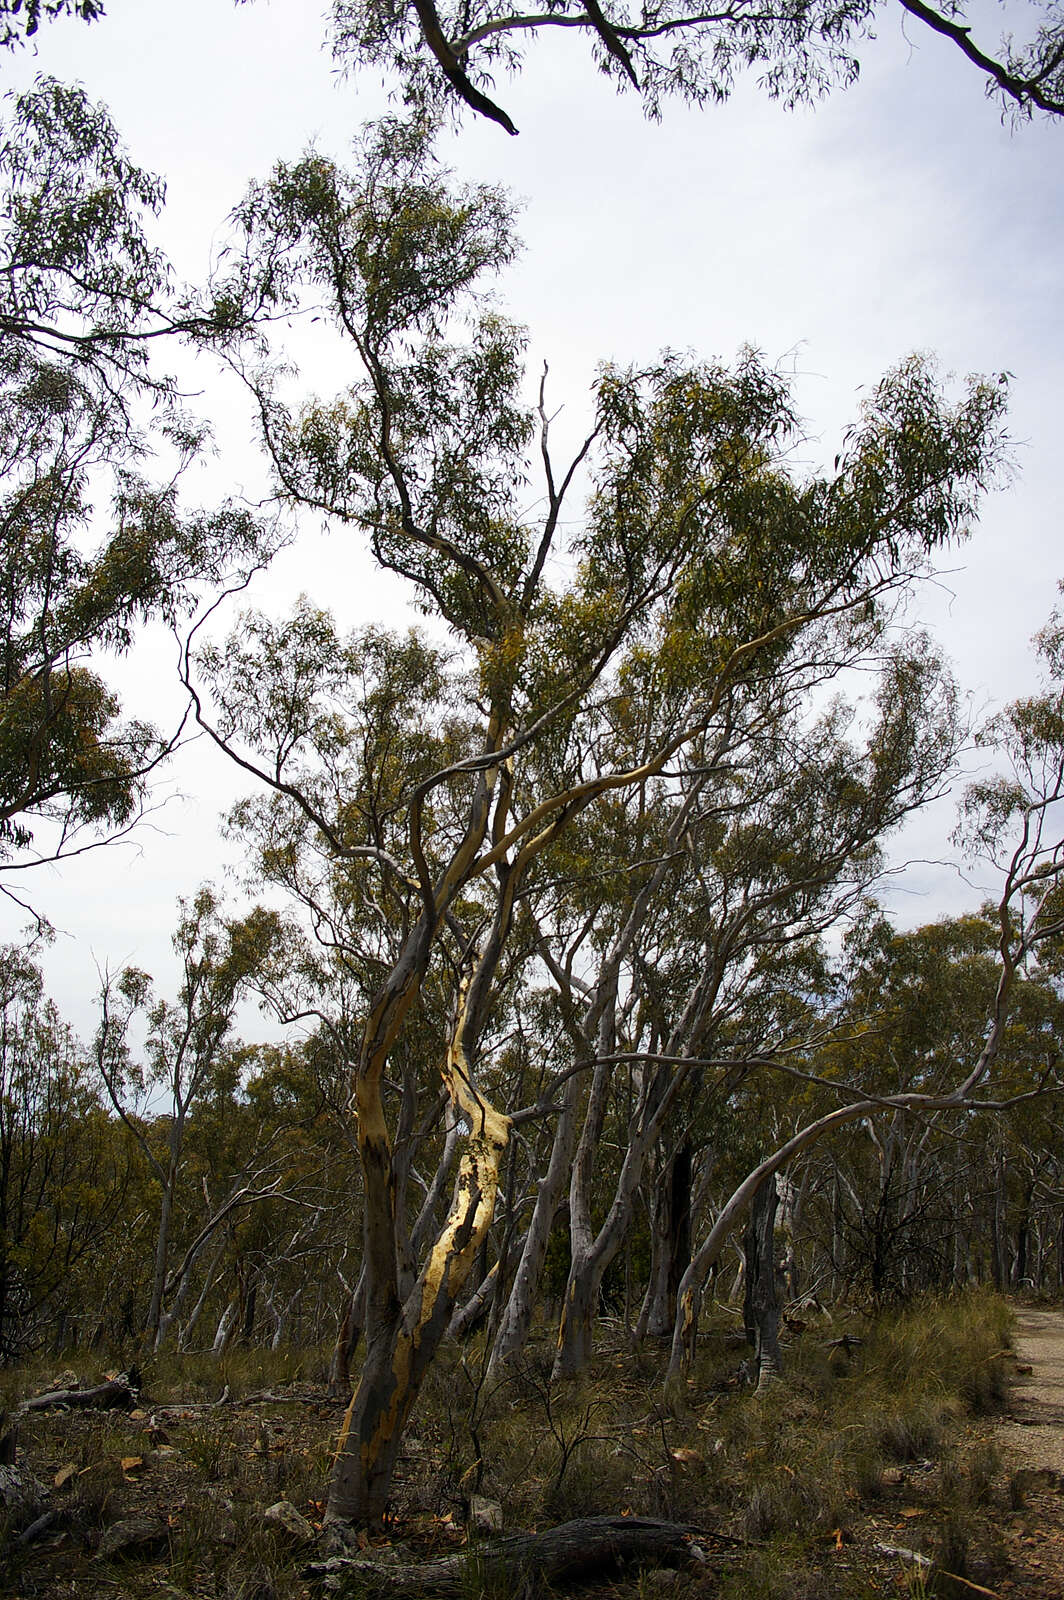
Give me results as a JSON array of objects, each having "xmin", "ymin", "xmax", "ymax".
[
  {"xmin": 554, "ymin": 1061, "xmax": 690, "ymax": 1381},
  {"xmin": 326, "ymin": 975, "xmax": 511, "ymax": 1525}
]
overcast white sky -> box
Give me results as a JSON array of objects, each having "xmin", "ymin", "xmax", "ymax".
[{"xmin": 2, "ymin": 0, "xmax": 1061, "ymax": 1040}]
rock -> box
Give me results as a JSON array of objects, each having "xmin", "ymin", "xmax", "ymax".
[
  {"xmin": 881, "ymin": 1467, "xmax": 905, "ymax": 1488},
  {"xmin": 469, "ymin": 1494, "xmax": 504, "ymax": 1534},
  {"xmin": 264, "ymin": 1499, "xmax": 316, "ymax": 1544},
  {"xmin": 97, "ymin": 1515, "xmax": 170, "ymax": 1560}
]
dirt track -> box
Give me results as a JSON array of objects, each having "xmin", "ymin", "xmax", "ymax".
[
  {"xmin": 999, "ymin": 1307, "xmax": 1064, "ymax": 1474},
  {"xmin": 994, "ymin": 1305, "xmax": 1064, "ymax": 1596}
]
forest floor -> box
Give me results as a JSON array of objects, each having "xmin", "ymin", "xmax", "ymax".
[{"xmin": 3, "ymin": 1294, "xmax": 1064, "ymax": 1599}]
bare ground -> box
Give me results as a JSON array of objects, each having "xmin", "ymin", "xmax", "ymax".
[{"xmin": 995, "ymin": 1305, "xmax": 1064, "ymax": 1597}]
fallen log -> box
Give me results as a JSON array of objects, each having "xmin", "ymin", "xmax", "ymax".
[
  {"xmin": 19, "ymin": 1376, "xmax": 138, "ymax": 1415},
  {"xmin": 307, "ymin": 1515, "xmax": 722, "ymax": 1594}
]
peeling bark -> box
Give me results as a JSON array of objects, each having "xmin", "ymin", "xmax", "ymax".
[{"xmin": 327, "ymin": 974, "xmax": 511, "ymax": 1525}]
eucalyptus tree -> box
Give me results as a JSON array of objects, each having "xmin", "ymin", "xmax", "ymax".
[
  {"xmin": 324, "ymin": 0, "xmax": 1064, "ymax": 134},
  {"xmin": 183, "ymin": 116, "xmax": 1009, "ymax": 1523},
  {"xmin": 178, "ymin": 1039, "xmax": 359, "ymax": 1354},
  {"xmin": 93, "ymin": 887, "xmax": 290, "ymax": 1353},
  {"xmin": 0, "ymin": 80, "xmax": 275, "ymax": 910},
  {"xmin": 0, "ymin": 1, "xmax": 99, "ymax": 52},
  {"xmin": 0, "ymin": 944, "xmax": 125, "ymax": 1358},
  {"xmin": 663, "ymin": 599, "xmax": 1064, "ymax": 1375},
  {"xmin": 495, "ymin": 632, "xmax": 963, "ymax": 1380}
]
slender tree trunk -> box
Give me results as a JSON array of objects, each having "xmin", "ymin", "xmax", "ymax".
[
  {"xmin": 179, "ymin": 1232, "xmax": 228, "ymax": 1351},
  {"xmin": 329, "ymin": 1266, "xmax": 367, "ymax": 1398},
  {"xmin": 554, "ymin": 1063, "xmax": 689, "ymax": 1380},
  {"xmin": 1033, "ymin": 1217, "xmax": 1044, "ymax": 1292},
  {"xmin": 743, "ymin": 1174, "xmax": 782, "ymax": 1389},
  {"xmin": 145, "ymin": 1178, "xmax": 175, "ymax": 1354},
  {"xmin": 327, "ymin": 948, "xmax": 511, "ymax": 1525},
  {"xmin": 638, "ymin": 1143, "xmax": 692, "ymax": 1339},
  {"xmin": 637, "ymin": 1176, "xmax": 670, "ymax": 1341},
  {"xmin": 448, "ymin": 1260, "xmax": 498, "ymax": 1339},
  {"xmin": 1015, "ymin": 1179, "xmax": 1034, "ymax": 1286},
  {"xmin": 327, "ymin": 1094, "xmax": 510, "ymax": 1522},
  {"xmin": 212, "ymin": 1298, "xmax": 237, "ymax": 1355},
  {"xmin": 487, "ymin": 1067, "xmax": 581, "ymax": 1380},
  {"xmin": 991, "ymin": 1150, "xmax": 1009, "ymax": 1291}
]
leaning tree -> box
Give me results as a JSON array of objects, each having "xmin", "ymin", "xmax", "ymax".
[{"xmin": 182, "ymin": 116, "xmax": 1009, "ymax": 1524}]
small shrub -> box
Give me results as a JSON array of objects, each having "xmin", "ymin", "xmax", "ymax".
[
  {"xmin": 932, "ymin": 1509, "xmax": 974, "ymax": 1596},
  {"xmin": 183, "ymin": 1419, "xmax": 232, "ymax": 1481},
  {"xmin": 940, "ymin": 1436, "xmax": 1000, "ymax": 1507},
  {"xmin": 851, "ymin": 1442, "xmax": 888, "ymax": 1500},
  {"xmin": 875, "ymin": 1402, "xmax": 946, "ymax": 1462}
]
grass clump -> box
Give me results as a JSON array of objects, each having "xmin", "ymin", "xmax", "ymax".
[{"xmin": 858, "ymin": 1290, "xmax": 1011, "ymax": 1416}]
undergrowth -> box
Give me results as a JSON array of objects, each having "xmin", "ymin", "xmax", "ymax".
[{"xmin": 0, "ymin": 1289, "xmax": 1015, "ymax": 1599}]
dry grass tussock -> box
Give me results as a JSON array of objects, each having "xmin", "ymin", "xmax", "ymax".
[{"xmin": 0, "ymin": 1289, "xmax": 1020, "ymax": 1600}]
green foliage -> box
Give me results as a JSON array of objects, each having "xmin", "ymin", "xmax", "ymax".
[
  {"xmin": 0, "ymin": 1, "xmax": 100, "ymax": 51},
  {"xmin": 0, "ymin": 946, "xmax": 129, "ymax": 1358},
  {"xmin": 0, "ymin": 82, "xmax": 280, "ymax": 887},
  {"xmin": 0, "ymin": 78, "xmax": 166, "ymax": 366},
  {"xmin": 326, "ymin": 0, "xmax": 1064, "ymax": 133}
]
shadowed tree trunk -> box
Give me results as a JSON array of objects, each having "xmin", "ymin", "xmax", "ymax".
[
  {"xmin": 639, "ymin": 1142, "xmax": 693, "ymax": 1339},
  {"xmin": 328, "ymin": 1266, "xmax": 367, "ymax": 1398},
  {"xmin": 743, "ymin": 1174, "xmax": 782, "ymax": 1389}
]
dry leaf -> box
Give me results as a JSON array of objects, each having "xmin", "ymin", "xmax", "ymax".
[
  {"xmin": 121, "ymin": 1455, "xmax": 144, "ymax": 1476},
  {"xmin": 899, "ymin": 1507, "xmax": 924, "ymax": 1519},
  {"xmin": 54, "ymin": 1463, "xmax": 77, "ymax": 1490}
]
